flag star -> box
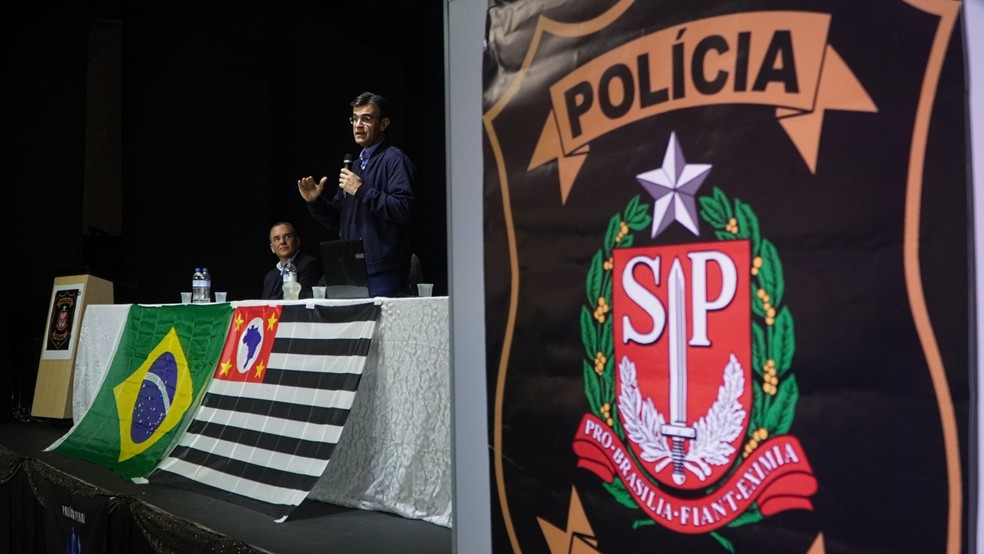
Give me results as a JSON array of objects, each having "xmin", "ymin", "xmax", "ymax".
[{"xmin": 636, "ymin": 132, "xmax": 712, "ymax": 238}]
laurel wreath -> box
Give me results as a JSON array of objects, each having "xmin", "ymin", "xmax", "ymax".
[{"xmin": 580, "ymin": 187, "xmax": 799, "ymax": 544}]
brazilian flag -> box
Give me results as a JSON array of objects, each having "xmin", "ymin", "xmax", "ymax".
[{"xmin": 48, "ymin": 303, "xmax": 233, "ymax": 481}]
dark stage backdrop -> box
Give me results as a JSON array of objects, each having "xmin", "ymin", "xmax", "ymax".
[
  {"xmin": 483, "ymin": 1, "xmax": 970, "ymax": 553},
  {"xmin": 2, "ymin": 0, "xmax": 447, "ymax": 419}
]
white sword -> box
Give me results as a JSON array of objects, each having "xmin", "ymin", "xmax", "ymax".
[{"xmin": 660, "ymin": 258, "xmax": 696, "ymax": 485}]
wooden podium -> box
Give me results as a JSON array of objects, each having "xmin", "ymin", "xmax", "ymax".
[{"xmin": 31, "ymin": 274, "xmax": 114, "ymax": 419}]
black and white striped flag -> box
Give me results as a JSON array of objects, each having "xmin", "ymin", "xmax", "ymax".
[{"xmin": 148, "ymin": 300, "xmax": 381, "ymax": 521}]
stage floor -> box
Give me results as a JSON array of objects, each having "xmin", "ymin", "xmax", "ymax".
[{"xmin": 0, "ymin": 417, "xmax": 452, "ymax": 554}]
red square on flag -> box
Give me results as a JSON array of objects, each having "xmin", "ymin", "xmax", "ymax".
[{"xmin": 215, "ymin": 305, "xmax": 282, "ymax": 383}]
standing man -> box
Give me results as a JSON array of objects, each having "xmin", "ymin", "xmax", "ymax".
[
  {"xmin": 297, "ymin": 91, "xmax": 416, "ymax": 297},
  {"xmin": 262, "ymin": 222, "xmax": 323, "ymax": 299}
]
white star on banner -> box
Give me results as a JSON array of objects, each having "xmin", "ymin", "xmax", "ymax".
[{"xmin": 636, "ymin": 132, "xmax": 712, "ymax": 238}]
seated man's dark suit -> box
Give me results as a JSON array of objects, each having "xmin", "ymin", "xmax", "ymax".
[{"xmin": 262, "ymin": 252, "xmax": 324, "ymax": 300}]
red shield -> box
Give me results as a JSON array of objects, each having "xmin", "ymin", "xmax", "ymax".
[{"xmin": 613, "ymin": 240, "xmax": 751, "ymax": 490}]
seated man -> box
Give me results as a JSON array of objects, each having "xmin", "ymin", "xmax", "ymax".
[{"xmin": 261, "ymin": 222, "xmax": 323, "ymax": 299}]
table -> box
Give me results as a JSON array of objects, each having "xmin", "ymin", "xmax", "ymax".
[{"xmin": 71, "ymin": 297, "xmax": 452, "ymax": 528}]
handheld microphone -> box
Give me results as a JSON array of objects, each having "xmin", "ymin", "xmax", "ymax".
[{"xmin": 341, "ymin": 154, "xmax": 354, "ymax": 197}]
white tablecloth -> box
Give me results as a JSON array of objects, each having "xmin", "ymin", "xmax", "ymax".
[{"xmin": 71, "ymin": 297, "xmax": 452, "ymax": 528}]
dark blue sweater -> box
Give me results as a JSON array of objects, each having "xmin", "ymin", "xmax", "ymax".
[{"xmin": 306, "ymin": 140, "xmax": 416, "ymax": 276}]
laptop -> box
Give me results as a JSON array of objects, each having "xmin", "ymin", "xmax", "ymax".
[{"xmin": 319, "ymin": 239, "xmax": 370, "ymax": 298}]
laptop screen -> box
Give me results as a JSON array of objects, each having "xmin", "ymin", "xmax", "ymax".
[{"xmin": 319, "ymin": 239, "xmax": 370, "ymax": 298}]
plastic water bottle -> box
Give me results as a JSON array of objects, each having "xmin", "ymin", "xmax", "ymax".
[
  {"xmin": 201, "ymin": 267, "xmax": 212, "ymax": 303},
  {"xmin": 192, "ymin": 268, "xmax": 206, "ymax": 303},
  {"xmin": 282, "ymin": 262, "xmax": 300, "ymax": 300}
]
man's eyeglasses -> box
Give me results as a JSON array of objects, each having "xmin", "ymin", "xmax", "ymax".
[
  {"xmin": 349, "ymin": 114, "xmax": 377, "ymax": 125},
  {"xmin": 270, "ymin": 232, "xmax": 296, "ymax": 243}
]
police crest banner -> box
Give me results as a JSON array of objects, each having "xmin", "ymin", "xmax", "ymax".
[{"xmin": 483, "ymin": 1, "xmax": 969, "ymax": 552}]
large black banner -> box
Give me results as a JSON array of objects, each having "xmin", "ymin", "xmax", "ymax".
[{"xmin": 483, "ymin": 1, "xmax": 970, "ymax": 552}]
